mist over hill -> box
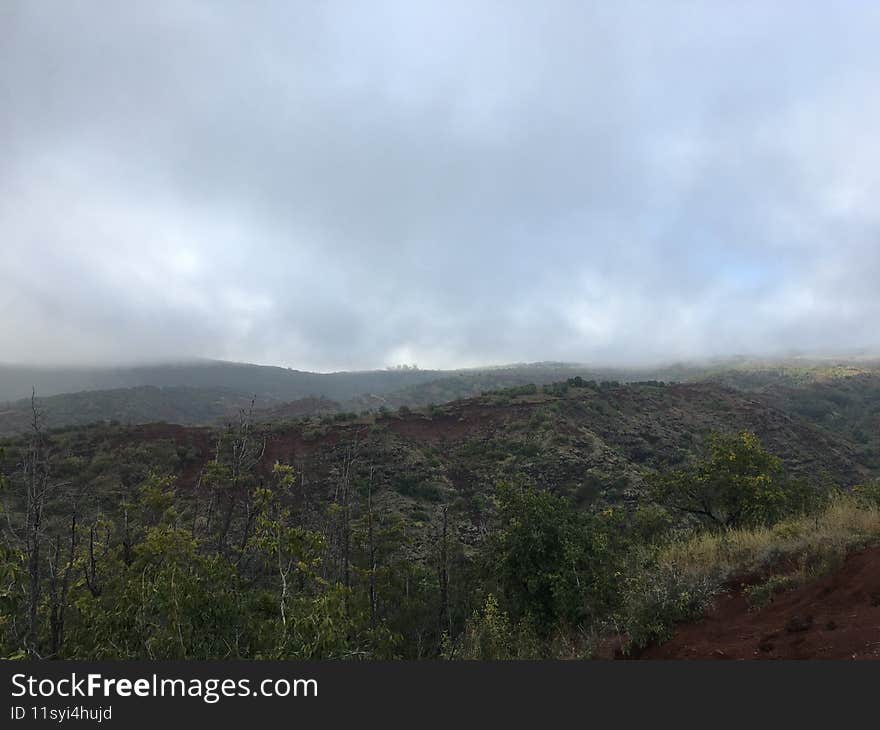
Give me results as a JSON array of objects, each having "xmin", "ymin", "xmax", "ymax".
[
  {"xmin": 2, "ymin": 356, "xmax": 880, "ymax": 437},
  {"xmin": 0, "ymin": 360, "xmax": 446, "ymax": 403}
]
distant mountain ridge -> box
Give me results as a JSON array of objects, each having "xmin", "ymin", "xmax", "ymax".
[
  {"xmin": 0, "ymin": 360, "xmax": 445, "ymax": 403},
  {"xmin": 0, "ymin": 361, "xmax": 607, "ymax": 435},
  {"xmin": 3, "ymin": 355, "xmax": 879, "ymax": 404},
  {"xmin": 2, "ymin": 357, "xmax": 880, "ymax": 437}
]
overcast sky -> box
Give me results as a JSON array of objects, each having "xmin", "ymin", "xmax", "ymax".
[{"xmin": 3, "ymin": 1, "xmax": 880, "ymax": 371}]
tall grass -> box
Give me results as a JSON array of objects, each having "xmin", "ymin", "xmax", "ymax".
[
  {"xmin": 615, "ymin": 494, "xmax": 880, "ymax": 652},
  {"xmin": 658, "ymin": 494, "xmax": 880, "ymax": 584}
]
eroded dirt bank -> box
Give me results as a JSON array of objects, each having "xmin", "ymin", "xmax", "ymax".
[{"xmin": 638, "ymin": 545, "xmax": 880, "ymax": 659}]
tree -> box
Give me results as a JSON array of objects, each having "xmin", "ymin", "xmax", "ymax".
[
  {"xmin": 488, "ymin": 484, "xmax": 625, "ymax": 632},
  {"xmin": 4, "ymin": 392, "xmax": 72, "ymax": 657},
  {"xmin": 200, "ymin": 399, "xmax": 265, "ymax": 557},
  {"xmin": 251, "ymin": 462, "xmax": 323, "ymax": 651},
  {"xmin": 647, "ymin": 431, "xmax": 789, "ymax": 529}
]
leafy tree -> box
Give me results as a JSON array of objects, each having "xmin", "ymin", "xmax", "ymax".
[
  {"xmin": 488, "ymin": 484, "xmax": 626, "ymax": 632},
  {"xmin": 647, "ymin": 431, "xmax": 790, "ymax": 528},
  {"xmin": 250, "ymin": 462, "xmax": 325, "ymax": 655}
]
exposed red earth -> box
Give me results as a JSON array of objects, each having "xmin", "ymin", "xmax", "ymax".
[{"xmin": 636, "ymin": 546, "xmax": 880, "ymax": 660}]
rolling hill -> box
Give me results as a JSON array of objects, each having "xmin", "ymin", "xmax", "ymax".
[
  {"xmin": 4, "ymin": 357, "xmax": 879, "ymax": 438},
  {"xmin": 2, "ymin": 367, "xmax": 880, "ymax": 659}
]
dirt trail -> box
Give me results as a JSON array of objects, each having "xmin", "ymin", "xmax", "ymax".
[{"xmin": 639, "ymin": 545, "xmax": 880, "ymax": 659}]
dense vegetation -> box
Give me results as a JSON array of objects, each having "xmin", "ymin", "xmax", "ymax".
[{"xmin": 1, "ymin": 369, "xmax": 879, "ymax": 659}]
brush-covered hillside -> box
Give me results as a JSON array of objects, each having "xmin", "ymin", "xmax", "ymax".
[
  {"xmin": 0, "ymin": 361, "xmax": 624, "ymax": 435},
  {"xmin": 3, "ymin": 357, "xmax": 880, "ymax": 438},
  {"xmin": 2, "ymin": 369, "xmax": 879, "ymax": 660}
]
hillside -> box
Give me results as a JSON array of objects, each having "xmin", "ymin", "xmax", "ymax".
[
  {"xmin": 4, "ymin": 358, "xmax": 880, "ymax": 439},
  {"xmin": 3, "ymin": 377, "xmax": 874, "ymax": 528},
  {"xmin": 0, "ymin": 360, "xmax": 446, "ymax": 404},
  {"xmin": 759, "ymin": 374, "xmax": 880, "ymax": 471},
  {"xmin": 1, "ymin": 359, "xmax": 651, "ymax": 406},
  {"xmin": 2, "ymin": 371, "xmax": 880, "ymax": 660},
  {"xmin": 0, "ymin": 387, "xmax": 346, "ymax": 438},
  {"xmin": 0, "ymin": 386, "xmax": 271, "ymax": 436},
  {"xmin": 0, "ymin": 361, "xmax": 663, "ymax": 436},
  {"xmin": 0, "ymin": 361, "xmax": 619, "ymax": 435}
]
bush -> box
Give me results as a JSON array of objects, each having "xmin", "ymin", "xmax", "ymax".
[
  {"xmin": 617, "ymin": 559, "xmax": 718, "ymax": 651},
  {"xmin": 452, "ymin": 595, "xmax": 544, "ymax": 659}
]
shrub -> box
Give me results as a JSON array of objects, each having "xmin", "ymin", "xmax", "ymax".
[
  {"xmin": 617, "ymin": 559, "xmax": 718, "ymax": 650},
  {"xmin": 453, "ymin": 595, "xmax": 544, "ymax": 659}
]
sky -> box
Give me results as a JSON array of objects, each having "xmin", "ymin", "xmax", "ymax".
[{"xmin": 3, "ymin": 1, "xmax": 880, "ymax": 371}]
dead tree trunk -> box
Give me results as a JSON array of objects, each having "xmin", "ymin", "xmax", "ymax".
[
  {"xmin": 24, "ymin": 390, "xmax": 48, "ymax": 656},
  {"xmin": 438, "ymin": 506, "xmax": 451, "ymax": 646},
  {"xmin": 48, "ymin": 509, "xmax": 77, "ymax": 657},
  {"xmin": 367, "ymin": 467, "xmax": 376, "ymax": 630}
]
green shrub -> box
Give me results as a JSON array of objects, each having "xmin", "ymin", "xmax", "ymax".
[{"xmin": 617, "ymin": 559, "xmax": 718, "ymax": 651}]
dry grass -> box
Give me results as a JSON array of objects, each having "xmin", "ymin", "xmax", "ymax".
[
  {"xmin": 615, "ymin": 495, "xmax": 880, "ymax": 651},
  {"xmin": 657, "ymin": 495, "xmax": 880, "ymax": 586}
]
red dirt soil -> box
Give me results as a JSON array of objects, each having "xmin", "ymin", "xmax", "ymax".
[
  {"xmin": 638, "ymin": 545, "xmax": 880, "ymax": 660},
  {"xmin": 385, "ymin": 403, "xmax": 532, "ymax": 443},
  {"xmin": 111, "ymin": 424, "xmax": 214, "ymax": 486}
]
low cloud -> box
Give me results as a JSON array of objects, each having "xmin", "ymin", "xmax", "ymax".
[{"xmin": 3, "ymin": 1, "xmax": 880, "ymax": 369}]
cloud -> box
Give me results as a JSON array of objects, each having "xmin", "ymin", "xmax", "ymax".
[{"xmin": 3, "ymin": 1, "xmax": 880, "ymax": 369}]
